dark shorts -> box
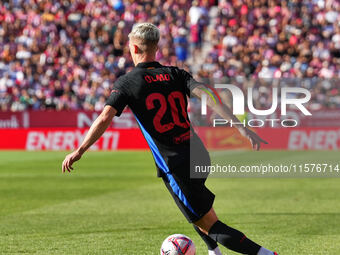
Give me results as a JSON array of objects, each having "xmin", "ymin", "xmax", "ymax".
[
  {"xmin": 156, "ymin": 132, "xmax": 214, "ymax": 223},
  {"xmin": 161, "ymin": 163, "xmax": 215, "ymax": 223}
]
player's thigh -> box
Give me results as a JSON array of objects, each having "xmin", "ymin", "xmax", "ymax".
[{"xmin": 162, "ymin": 171, "xmax": 215, "ymax": 224}]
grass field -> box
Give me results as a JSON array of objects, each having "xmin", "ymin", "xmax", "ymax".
[{"xmin": 0, "ymin": 150, "xmax": 340, "ymax": 255}]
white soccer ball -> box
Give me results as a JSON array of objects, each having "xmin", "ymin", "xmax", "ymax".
[{"xmin": 160, "ymin": 234, "xmax": 196, "ymax": 255}]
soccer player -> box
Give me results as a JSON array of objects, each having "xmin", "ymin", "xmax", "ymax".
[{"xmin": 62, "ymin": 23, "xmax": 278, "ymax": 255}]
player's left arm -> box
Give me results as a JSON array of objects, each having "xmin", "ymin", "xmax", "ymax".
[
  {"xmin": 191, "ymin": 86, "xmax": 268, "ymax": 150},
  {"xmin": 62, "ymin": 105, "xmax": 117, "ymax": 173}
]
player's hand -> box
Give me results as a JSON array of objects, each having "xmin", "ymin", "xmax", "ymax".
[
  {"xmin": 239, "ymin": 127, "xmax": 268, "ymax": 151},
  {"xmin": 62, "ymin": 150, "xmax": 82, "ymax": 173}
]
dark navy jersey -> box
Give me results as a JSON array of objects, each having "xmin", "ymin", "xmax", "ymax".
[{"xmin": 106, "ymin": 61, "xmax": 207, "ymax": 175}]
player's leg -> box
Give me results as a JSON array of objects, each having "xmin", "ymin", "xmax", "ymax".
[
  {"xmin": 194, "ymin": 207, "xmax": 278, "ymax": 255},
  {"xmin": 161, "ymin": 165, "xmax": 278, "ymax": 255},
  {"xmin": 162, "ymin": 174, "xmax": 223, "ymax": 254},
  {"xmin": 193, "ymin": 225, "xmax": 223, "ymax": 255},
  {"xmin": 190, "ymin": 140, "xmax": 224, "ymax": 254}
]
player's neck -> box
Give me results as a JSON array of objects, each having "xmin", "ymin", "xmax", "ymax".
[{"xmin": 134, "ymin": 55, "xmax": 156, "ymax": 66}]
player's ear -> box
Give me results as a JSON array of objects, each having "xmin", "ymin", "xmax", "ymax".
[{"xmin": 134, "ymin": 45, "xmax": 138, "ymax": 54}]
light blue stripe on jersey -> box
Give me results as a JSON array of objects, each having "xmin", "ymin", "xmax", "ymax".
[{"xmin": 135, "ymin": 116, "xmax": 198, "ymax": 216}]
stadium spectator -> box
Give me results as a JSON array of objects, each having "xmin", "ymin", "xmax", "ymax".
[{"xmin": 0, "ymin": 0, "xmax": 339, "ymax": 112}]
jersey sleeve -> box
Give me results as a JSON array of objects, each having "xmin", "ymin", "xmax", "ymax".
[
  {"xmin": 105, "ymin": 79, "xmax": 128, "ymax": 117},
  {"xmin": 181, "ymin": 69, "xmax": 203, "ymax": 96}
]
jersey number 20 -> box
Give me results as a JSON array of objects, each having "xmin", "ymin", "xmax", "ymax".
[{"xmin": 146, "ymin": 91, "xmax": 190, "ymax": 133}]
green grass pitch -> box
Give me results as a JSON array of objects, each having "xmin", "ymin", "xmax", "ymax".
[{"xmin": 0, "ymin": 150, "xmax": 340, "ymax": 254}]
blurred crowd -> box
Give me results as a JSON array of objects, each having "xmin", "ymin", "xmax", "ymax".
[
  {"xmin": 0, "ymin": 0, "xmax": 339, "ymax": 112},
  {"xmin": 198, "ymin": 0, "xmax": 340, "ymax": 80}
]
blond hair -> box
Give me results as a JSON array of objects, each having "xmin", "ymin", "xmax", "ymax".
[{"xmin": 128, "ymin": 23, "xmax": 160, "ymax": 53}]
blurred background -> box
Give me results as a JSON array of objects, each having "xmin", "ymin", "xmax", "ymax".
[
  {"xmin": 0, "ymin": 0, "xmax": 340, "ymax": 150},
  {"xmin": 1, "ymin": 2, "xmax": 340, "ymax": 254}
]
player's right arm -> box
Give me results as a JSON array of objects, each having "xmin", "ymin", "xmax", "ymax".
[
  {"xmin": 190, "ymin": 85, "xmax": 268, "ymax": 150},
  {"xmin": 62, "ymin": 105, "xmax": 117, "ymax": 173},
  {"xmin": 180, "ymin": 68, "xmax": 267, "ymax": 150}
]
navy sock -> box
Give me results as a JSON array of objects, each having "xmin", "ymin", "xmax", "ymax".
[
  {"xmin": 208, "ymin": 220, "xmax": 261, "ymax": 255},
  {"xmin": 193, "ymin": 225, "xmax": 218, "ymax": 250}
]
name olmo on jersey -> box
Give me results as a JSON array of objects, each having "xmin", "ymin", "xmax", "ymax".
[{"xmin": 144, "ymin": 74, "xmax": 171, "ymax": 83}]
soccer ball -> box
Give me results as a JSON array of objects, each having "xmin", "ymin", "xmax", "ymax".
[{"xmin": 160, "ymin": 234, "xmax": 196, "ymax": 255}]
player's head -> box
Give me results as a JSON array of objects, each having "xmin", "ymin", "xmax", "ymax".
[{"xmin": 128, "ymin": 23, "xmax": 160, "ymax": 65}]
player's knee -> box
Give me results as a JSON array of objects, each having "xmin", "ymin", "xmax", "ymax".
[
  {"xmin": 194, "ymin": 208, "xmax": 219, "ymax": 234},
  {"xmin": 197, "ymin": 226, "xmax": 210, "ymax": 235},
  {"xmin": 195, "ymin": 219, "xmax": 216, "ymax": 234}
]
